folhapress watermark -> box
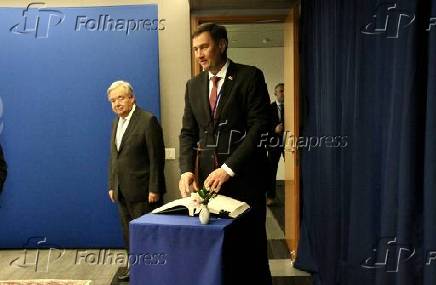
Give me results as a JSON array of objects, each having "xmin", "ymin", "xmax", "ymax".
[
  {"xmin": 10, "ymin": 2, "xmax": 65, "ymax": 39},
  {"xmin": 9, "ymin": 237, "xmax": 168, "ymax": 273},
  {"xmin": 193, "ymin": 120, "xmax": 348, "ymax": 154},
  {"xmin": 75, "ymin": 15, "xmax": 165, "ymax": 35},
  {"xmin": 9, "ymin": 237, "xmax": 65, "ymax": 272},
  {"xmin": 258, "ymin": 132, "xmax": 349, "ymax": 152},
  {"xmin": 9, "ymin": 2, "xmax": 166, "ymax": 39},
  {"xmin": 361, "ymin": 2, "xmax": 436, "ymax": 38},
  {"xmin": 75, "ymin": 249, "xmax": 167, "ymax": 266},
  {"xmin": 361, "ymin": 237, "xmax": 415, "ymax": 272},
  {"xmin": 361, "ymin": 236, "xmax": 436, "ymax": 272}
]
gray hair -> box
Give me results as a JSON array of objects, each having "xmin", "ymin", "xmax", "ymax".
[
  {"xmin": 275, "ymin": 83, "xmax": 284, "ymax": 90},
  {"xmin": 107, "ymin": 80, "xmax": 134, "ymax": 97}
]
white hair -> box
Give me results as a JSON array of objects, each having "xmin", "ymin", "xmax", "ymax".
[{"xmin": 107, "ymin": 80, "xmax": 134, "ymax": 97}]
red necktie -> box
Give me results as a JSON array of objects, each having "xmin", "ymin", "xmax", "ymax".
[{"xmin": 209, "ymin": 76, "xmax": 221, "ymax": 117}]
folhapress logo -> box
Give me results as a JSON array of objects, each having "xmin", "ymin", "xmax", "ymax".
[
  {"xmin": 361, "ymin": 237, "xmax": 415, "ymax": 272},
  {"xmin": 361, "ymin": 3, "xmax": 415, "ymax": 38},
  {"xmin": 75, "ymin": 15, "xmax": 166, "ymax": 35},
  {"xmin": 10, "ymin": 2, "xmax": 65, "ymax": 39},
  {"xmin": 9, "ymin": 237, "xmax": 65, "ymax": 272}
]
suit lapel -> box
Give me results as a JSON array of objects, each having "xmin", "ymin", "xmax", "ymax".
[
  {"xmin": 118, "ymin": 107, "xmax": 139, "ymax": 152},
  {"xmin": 272, "ymin": 102, "xmax": 279, "ymax": 123},
  {"xmin": 215, "ymin": 61, "xmax": 236, "ymax": 123},
  {"xmin": 196, "ymin": 72, "xmax": 211, "ymax": 122},
  {"xmin": 111, "ymin": 120, "xmax": 117, "ymax": 152}
]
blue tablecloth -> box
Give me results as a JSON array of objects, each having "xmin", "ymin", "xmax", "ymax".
[{"xmin": 129, "ymin": 214, "xmax": 234, "ymax": 285}]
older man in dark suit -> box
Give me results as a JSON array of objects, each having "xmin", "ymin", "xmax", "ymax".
[
  {"xmin": 179, "ymin": 23, "xmax": 272, "ymax": 284},
  {"xmin": 107, "ymin": 80, "xmax": 165, "ymax": 281}
]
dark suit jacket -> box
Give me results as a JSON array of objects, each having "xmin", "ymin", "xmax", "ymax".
[
  {"xmin": 109, "ymin": 106, "xmax": 166, "ymax": 203},
  {"xmin": 179, "ymin": 60, "xmax": 271, "ymax": 207},
  {"xmin": 269, "ymin": 101, "xmax": 284, "ymax": 154}
]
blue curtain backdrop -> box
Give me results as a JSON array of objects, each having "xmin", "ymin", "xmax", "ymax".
[
  {"xmin": 0, "ymin": 5, "xmax": 160, "ymax": 248},
  {"xmin": 296, "ymin": 0, "xmax": 436, "ymax": 285}
]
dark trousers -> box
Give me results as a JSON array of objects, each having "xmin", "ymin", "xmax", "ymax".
[
  {"xmin": 117, "ymin": 190, "xmax": 162, "ymax": 251},
  {"xmin": 267, "ymin": 148, "xmax": 284, "ymax": 199},
  {"xmin": 223, "ymin": 204, "xmax": 272, "ymax": 285}
]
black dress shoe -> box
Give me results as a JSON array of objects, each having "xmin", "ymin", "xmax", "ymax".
[{"xmin": 118, "ymin": 268, "xmax": 130, "ymax": 281}]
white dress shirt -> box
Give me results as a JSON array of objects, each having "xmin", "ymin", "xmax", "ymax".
[
  {"xmin": 208, "ymin": 60, "xmax": 235, "ymax": 177},
  {"xmin": 116, "ymin": 104, "xmax": 136, "ymax": 150},
  {"xmin": 277, "ymin": 103, "xmax": 283, "ymax": 122},
  {"xmin": 208, "ymin": 60, "xmax": 229, "ymax": 109}
]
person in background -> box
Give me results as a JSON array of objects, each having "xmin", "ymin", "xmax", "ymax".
[{"xmin": 267, "ymin": 83, "xmax": 285, "ymax": 206}]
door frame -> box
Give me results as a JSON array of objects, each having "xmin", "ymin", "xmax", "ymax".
[{"xmin": 283, "ymin": 7, "xmax": 300, "ymax": 257}]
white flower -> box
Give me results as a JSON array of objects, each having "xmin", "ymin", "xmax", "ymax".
[{"xmin": 190, "ymin": 192, "xmax": 204, "ymax": 207}]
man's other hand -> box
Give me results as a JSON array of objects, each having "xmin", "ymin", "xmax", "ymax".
[
  {"xmin": 204, "ymin": 168, "xmax": 230, "ymax": 193},
  {"xmin": 275, "ymin": 123, "xmax": 284, "ymax": 135},
  {"xmin": 179, "ymin": 172, "xmax": 199, "ymax": 197},
  {"xmin": 148, "ymin": 192, "xmax": 160, "ymax": 203},
  {"xmin": 108, "ymin": 190, "xmax": 115, "ymax": 203}
]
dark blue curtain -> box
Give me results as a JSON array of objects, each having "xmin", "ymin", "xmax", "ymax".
[{"xmin": 296, "ymin": 1, "xmax": 436, "ymax": 285}]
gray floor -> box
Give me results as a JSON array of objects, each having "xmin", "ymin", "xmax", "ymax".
[
  {"xmin": 265, "ymin": 186, "xmax": 312, "ymax": 284},
  {"xmin": 0, "ymin": 186, "xmax": 311, "ymax": 284}
]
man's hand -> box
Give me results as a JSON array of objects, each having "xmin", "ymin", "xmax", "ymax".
[
  {"xmin": 204, "ymin": 168, "xmax": 230, "ymax": 193},
  {"xmin": 108, "ymin": 190, "xmax": 115, "ymax": 203},
  {"xmin": 179, "ymin": 172, "xmax": 199, "ymax": 197},
  {"xmin": 148, "ymin": 192, "xmax": 160, "ymax": 203},
  {"xmin": 275, "ymin": 123, "xmax": 284, "ymax": 135}
]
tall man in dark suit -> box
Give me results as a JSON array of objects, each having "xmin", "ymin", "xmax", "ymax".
[
  {"xmin": 267, "ymin": 83, "xmax": 285, "ymax": 206},
  {"xmin": 107, "ymin": 80, "xmax": 165, "ymax": 281},
  {"xmin": 179, "ymin": 23, "xmax": 272, "ymax": 284}
]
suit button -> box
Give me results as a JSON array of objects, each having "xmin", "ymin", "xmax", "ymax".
[{"xmin": 204, "ymin": 131, "xmax": 208, "ymax": 134}]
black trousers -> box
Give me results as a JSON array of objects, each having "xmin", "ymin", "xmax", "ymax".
[
  {"xmin": 223, "ymin": 204, "xmax": 272, "ymax": 285},
  {"xmin": 117, "ymin": 190, "xmax": 162, "ymax": 251},
  {"xmin": 267, "ymin": 148, "xmax": 284, "ymax": 199}
]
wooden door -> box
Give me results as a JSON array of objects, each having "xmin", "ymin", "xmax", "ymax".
[{"xmin": 283, "ymin": 6, "xmax": 300, "ymax": 257}]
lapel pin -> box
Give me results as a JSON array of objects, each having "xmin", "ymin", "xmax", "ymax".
[{"xmin": 228, "ymin": 76, "xmax": 233, "ymax": 81}]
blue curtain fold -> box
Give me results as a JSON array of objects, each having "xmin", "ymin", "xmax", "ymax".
[{"xmin": 296, "ymin": 1, "xmax": 436, "ymax": 284}]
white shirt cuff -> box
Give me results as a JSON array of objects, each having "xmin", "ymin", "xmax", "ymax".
[{"xmin": 221, "ymin": 163, "xmax": 235, "ymax": 177}]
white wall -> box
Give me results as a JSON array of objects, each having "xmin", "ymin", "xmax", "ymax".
[
  {"xmin": 228, "ymin": 47, "xmax": 285, "ymax": 180},
  {"xmin": 228, "ymin": 47, "xmax": 284, "ymax": 102}
]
